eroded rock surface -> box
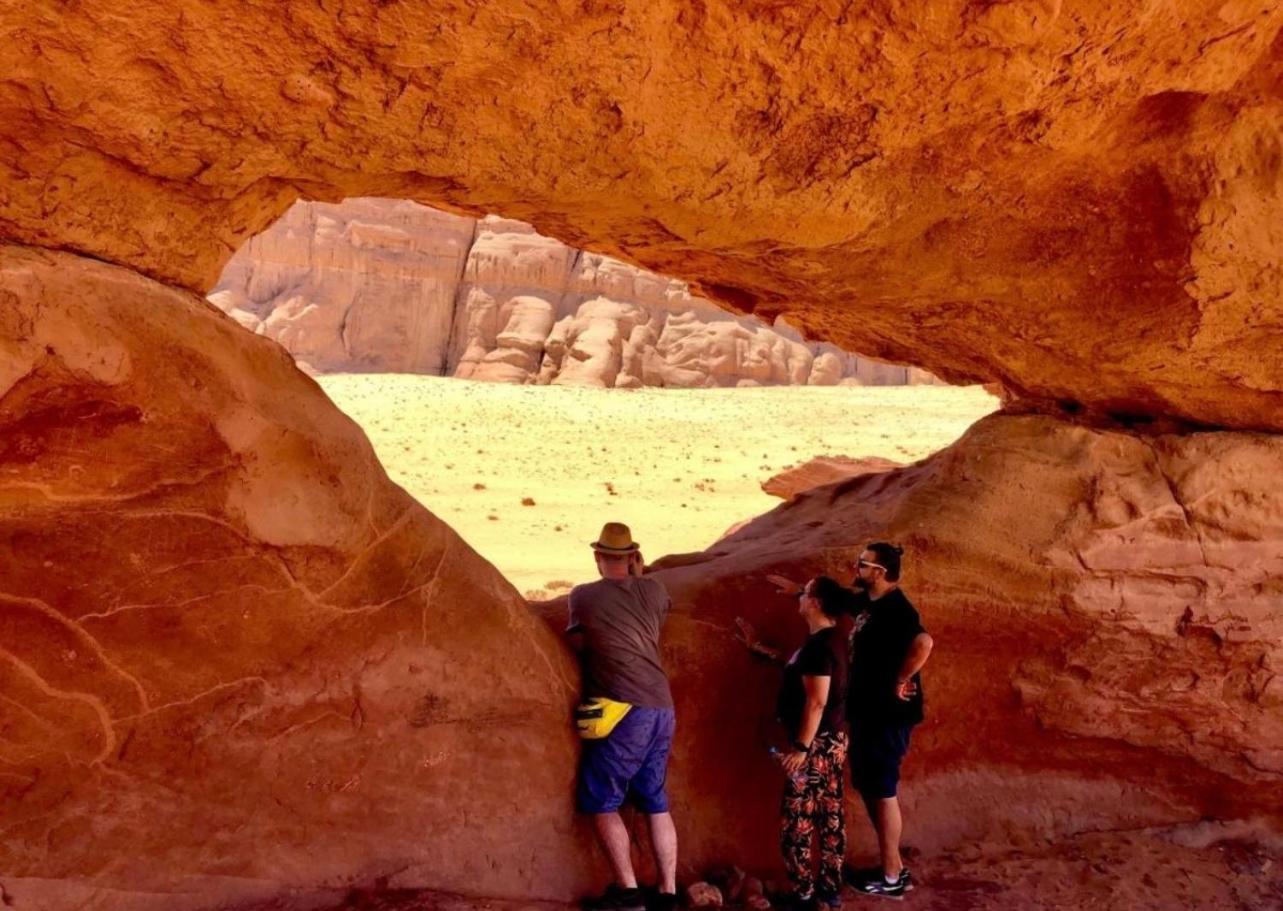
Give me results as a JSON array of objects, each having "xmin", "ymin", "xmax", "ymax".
[
  {"xmin": 2, "ymin": 4, "xmax": 1281, "ymax": 427},
  {"xmin": 212, "ymin": 200, "xmax": 936, "ymax": 388},
  {"xmin": 618, "ymin": 413, "xmax": 1283, "ymax": 871},
  {"xmin": 0, "ymin": 246, "xmax": 594, "ymax": 911}
]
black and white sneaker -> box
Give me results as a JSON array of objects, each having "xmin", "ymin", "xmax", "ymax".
[
  {"xmin": 846, "ymin": 867, "xmax": 913, "ymax": 891},
  {"xmin": 856, "ymin": 870, "xmax": 910, "ymax": 899}
]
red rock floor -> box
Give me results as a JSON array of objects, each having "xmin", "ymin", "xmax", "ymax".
[{"xmin": 240, "ymin": 827, "xmax": 1282, "ymax": 911}]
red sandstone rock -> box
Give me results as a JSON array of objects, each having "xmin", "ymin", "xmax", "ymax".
[
  {"xmin": 630, "ymin": 412, "xmax": 1283, "ymax": 876},
  {"xmin": 760, "ymin": 456, "xmax": 904, "ymax": 500},
  {"xmin": 2, "ymin": 5, "xmax": 1280, "ymax": 427},
  {"xmin": 0, "ymin": 247, "xmax": 595, "ymax": 910}
]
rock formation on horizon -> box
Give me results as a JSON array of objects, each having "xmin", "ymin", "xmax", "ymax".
[{"xmin": 210, "ymin": 199, "xmax": 942, "ymax": 388}]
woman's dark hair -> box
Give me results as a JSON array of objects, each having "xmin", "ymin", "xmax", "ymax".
[
  {"xmin": 809, "ymin": 575, "xmax": 849, "ymax": 618},
  {"xmin": 867, "ymin": 542, "xmax": 904, "ymax": 582}
]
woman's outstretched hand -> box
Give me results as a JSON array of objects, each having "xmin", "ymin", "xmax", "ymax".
[{"xmin": 766, "ymin": 574, "xmax": 802, "ymax": 596}]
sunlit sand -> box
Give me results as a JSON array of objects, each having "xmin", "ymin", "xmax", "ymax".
[{"xmin": 319, "ymin": 376, "xmax": 997, "ymax": 596}]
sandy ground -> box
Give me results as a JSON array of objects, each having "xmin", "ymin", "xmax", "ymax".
[{"xmin": 317, "ymin": 377, "xmax": 996, "ymax": 597}]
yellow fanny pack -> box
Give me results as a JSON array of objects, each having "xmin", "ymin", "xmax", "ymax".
[{"xmin": 575, "ymin": 696, "xmax": 633, "ymax": 739}]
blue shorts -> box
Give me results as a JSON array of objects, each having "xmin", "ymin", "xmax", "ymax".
[
  {"xmin": 577, "ymin": 705, "xmax": 676, "ymax": 814},
  {"xmin": 850, "ymin": 724, "xmax": 912, "ymax": 799}
]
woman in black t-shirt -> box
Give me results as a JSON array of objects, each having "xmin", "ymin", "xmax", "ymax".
[{"xmin": 744, "ymin": 575, "xmax": 850, "ymax": 908}]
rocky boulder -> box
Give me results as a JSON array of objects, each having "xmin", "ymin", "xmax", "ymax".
[
  {"xmin": 631, "ymin": 413, "xmax": 1283, "ymax": 873},
  {"xmin": 760, "ymin": 456, "xmax": 904, "ymax": 500},
  {"xmin": 0, "ymin": 246, "xmax": 594, "ymax": 911}
]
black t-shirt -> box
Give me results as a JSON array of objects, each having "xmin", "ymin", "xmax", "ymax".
[
  {"xmin": 841, "ymin": 588, "xmax": 926, "ymax": 728},
  {"xmin": 776, "ymin": 626, "xmax": 848, "ymax": 740}
]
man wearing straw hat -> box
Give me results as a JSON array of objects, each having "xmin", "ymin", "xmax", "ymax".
[{"xmin": 567, "ymin": 522, "xmax": 678, "ymax": 911}]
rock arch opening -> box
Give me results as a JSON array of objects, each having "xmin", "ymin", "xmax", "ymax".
[
  {"xmin": 205, "ymin": 197, "xmax": 992, "ymax": 596},
  {"xmin": 208, "ymin": 197, "xmax": 951, "ymax": 390}
]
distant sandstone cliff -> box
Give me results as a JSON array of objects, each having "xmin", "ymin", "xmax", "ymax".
[{"xmin": 210, "ymin": 199, "xmax": 942, "ymax": 388}]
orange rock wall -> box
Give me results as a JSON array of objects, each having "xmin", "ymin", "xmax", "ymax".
[
  {"xmin": 635, "ymin": 413, "xmax": 1283, "ymax": 872},
  {"xmin": 2, "ymin": 2, "xmax": 1281, "ymax": 427},
  {"xmin": 0, "ymin": 247, "xmax": 595, "ymax": 910}
]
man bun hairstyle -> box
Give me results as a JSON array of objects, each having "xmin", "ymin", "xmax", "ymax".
[
  {"xmin": 867, "ymin": 542, "xmax": 904, "ymax": 582},
  {"xmin": 810, "ymin": 575, "xmax": 848, "ymax": 618}
]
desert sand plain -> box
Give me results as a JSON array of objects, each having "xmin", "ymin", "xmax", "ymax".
[{"xmin": 317, "ymin": 376, "xmax": 997, "ymax": 596}]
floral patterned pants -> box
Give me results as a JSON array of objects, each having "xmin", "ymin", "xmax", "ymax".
[{"xmin": 780, "ymin": 730, "xmax": 848, "ymax": 898}]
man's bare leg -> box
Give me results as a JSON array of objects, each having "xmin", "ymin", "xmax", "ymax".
[
  {"xmin": 646, "ymin": 812, "xmax": 678, "ymax": 894},
  {"xmin": 593, "ymin": 813, "xmax": 639, "ymax": 888},
  {"xmin": 875, "ymin": 797, "xmax": 904, "ymax": 879}
]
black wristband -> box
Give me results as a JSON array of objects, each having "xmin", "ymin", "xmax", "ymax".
[{"xmin": 791, "ymin": 739, "xmax": 811, "ymax": 753}]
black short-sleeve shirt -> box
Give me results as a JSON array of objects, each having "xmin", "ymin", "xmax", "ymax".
[
  {"xmin": 776, "ymin": 626, "xmax": 848, "ymax": 740},
  {"xmin": 842, "ymin": 588, "xmax": 926, "ymax": 728}
]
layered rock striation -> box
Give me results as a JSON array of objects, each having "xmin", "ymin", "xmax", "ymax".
[{"xmin": 211, "ymin": 200, "xmax": 938, "ymax": 388}]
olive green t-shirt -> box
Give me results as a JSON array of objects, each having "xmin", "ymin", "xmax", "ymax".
[{"xmin": 567, "ymin": 576, "xmax": 673, "ymax": 709}]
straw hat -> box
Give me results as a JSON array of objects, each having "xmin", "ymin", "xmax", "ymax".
[{"xmin": 591, "ymin": 522, "xmax": 640, "ymax": 553}]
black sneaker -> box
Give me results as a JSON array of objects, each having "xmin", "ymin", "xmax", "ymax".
[
  {"xmin": 648, "ymin": 892, "xmax": 679, "ymax": 911},
  {"xmin": 856, "ymin": 872, "xmax": 908, "ymax": 899},
  {"xmin": 782, "ymin": 893, "xmax": 818, "ymax": 911},
  {"xmin": 583, "ymin": 885, "xmax": 647, "ymax": 911}
]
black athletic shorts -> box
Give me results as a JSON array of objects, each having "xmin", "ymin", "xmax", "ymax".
[{"xmin": 849, "ymin": 723, "xmax": 912, "ymax": 799}]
